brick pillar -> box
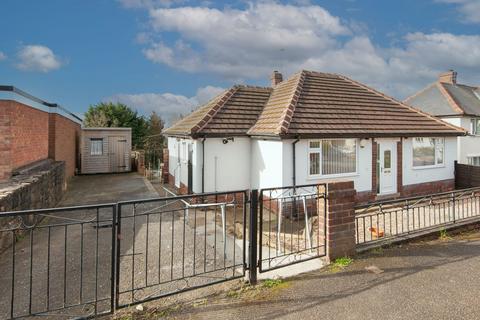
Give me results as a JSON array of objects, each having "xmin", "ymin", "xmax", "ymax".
[
  {"xmin": 0, "ymin": 101, "xmax": 12, "ymax": 181},
  {"xmin": 371, "ymin": 138, "xmax": 377, "ymax": 195},
  {"xmin": 162, "ymin": 148, "xmax": 169, "ymax": 183},
  {"xmin": 48, "ymin": 113, "xmax": 56, "ymax": 159},
  {"xmin": 397, "ymin": 138, "xmax": 403, "ymax": 194},
  {"xmin": 326, "ymin": 181, "xmax": 356, "ymax": 261}
]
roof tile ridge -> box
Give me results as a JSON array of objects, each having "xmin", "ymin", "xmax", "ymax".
[
  {"xmin": 277, "ymin": 71, "xmax": 306, "ymax": 135},
  {"xmin": 337, "ymin": 74, "xmax": 466, "ymax": 135},
  {"xmin": 191, "ymin": 86, "xmax": 238, "ymax": 134},
  {"xmin": 234, "ymin": 84, "xmax": 273, "ymax": 91},
  {"xmin": 436, "ymin": 82, "xmax": 465, "ymax": 115},
  {"xmin": 403, "ymin": 82, "xmax": 437, "ymax": 103}
]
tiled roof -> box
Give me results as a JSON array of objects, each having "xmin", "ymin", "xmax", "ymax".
[
  {"xmin": 163, "ymin": 85, "xmax": 272, "ymax": 137},
  {"xmin": 248, "ymin": 70, "xmax": 464, "ymax": 137},
  {"xmin": 165, "ymin": 70, "xmax": 465, "ymax": 138},
  {"xmin": 405, "ymin": 80, "xmax": 480, "ymax": 117}
]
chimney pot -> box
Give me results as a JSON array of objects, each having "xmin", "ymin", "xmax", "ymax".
[
  {"xmin": 271, "ymin": 71, "xmax": 283, "ymax": 86},
  {"xmin": 439, "ymin": 70, "xmax": 457, "ymax": 84}
]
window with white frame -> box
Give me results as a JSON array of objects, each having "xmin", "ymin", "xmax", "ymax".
[
  {"xmin": 308, "ymin": 139, "xmax": 357, "ymax": 176},
  {"xmin": 90, "ymin": 138, "xmax": 103, "ymax": 156},
  {"xmin": 468, "ymin": 156, "xmax": 480, "ymax": 166},
  {"xmin": 412, "ymin": 137, "xmax": 444, "ymax": 167},
  {"xmin": 471, "ymin": 119, "xmax": 480, "ymax": 135}
]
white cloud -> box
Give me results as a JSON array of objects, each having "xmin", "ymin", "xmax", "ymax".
[
  {"xmin": 128, "ymin": 1, "xmax": 480, "ymax": 98},
  {"xmin": 105, "ymin": 85, "xmax": 224, "ymax": 125},
  {"xmin": 144, "ymin": 2, "xmax": 349, "ymax": 78},
  {"xmin": 118, "ymin": 0, "xmax": 184, "ymax": 9},
  {"xmin": 437, "ymin": 0, "xmax": 480, "ymax": 23},
  {"xmin": 16, "ymin": 45, "xmax": 63, "ymax": 72},
  {"xmin": 0, "ymin": 51, "xmax": 6, "ymax": 61}
]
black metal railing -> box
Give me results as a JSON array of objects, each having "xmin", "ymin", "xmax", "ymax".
[
  {"xmin": 0, "ymin": 204, "xmax": 116, "ymax": 319},
  {"xmin": 258, "ymin": 184, "xmax": 326, "ymax": 273},
  {"xmin": 115, "ymin": 191, "xmax": 247, "ymax": 307},
  {"xmin": 355, "ymin": 187, "xmax": 480, "ymax": 245}
]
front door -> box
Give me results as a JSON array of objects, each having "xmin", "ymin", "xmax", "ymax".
[{"xmin": 378, "ymin": 140, "xmax": 397, "ymax": 195}]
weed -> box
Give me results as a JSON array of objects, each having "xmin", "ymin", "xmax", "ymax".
[
  {"xmin": 439, "ymin": 228, "xmax": 451, "ymax": 240},
  {"xmin": 262, "ymin": 279, "xmax": 283, "ymax": 288},
  {"xmin": 371, "ymin": 247, "xmax": 383, "ymax": 255},
  {"xmin": 333, "ymin": 256, "xmax": 353, "ymax": 268}
]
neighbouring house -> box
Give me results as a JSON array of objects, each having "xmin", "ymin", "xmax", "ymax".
[
  {"xmin": 0, "ymin": 85, "xmax": 82, "ymax": 181},
  {"xmin": 80, "ymin": 128, "xmax": 132, "ymax": 174},
  {"xmin": 0, "ymin": 85, "xmax": 82, "ymax": 214},
  {"xmin": 405, "ymin": 70, "xmax": 480, "ymax": 165},
  {"xmin": 163, "ymin": 70, "xmax": 465, "ymax": 203}
]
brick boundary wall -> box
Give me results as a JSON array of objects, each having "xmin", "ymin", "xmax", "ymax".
[
  {"xmin": 324, "ymin": 181, "xmax": 357, "ymax": 260},
  {"xmin": 0, "ymin": 100, "xmax": 80, "ymax": 181}
]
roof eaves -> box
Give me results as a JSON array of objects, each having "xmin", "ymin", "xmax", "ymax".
[
  {"xmin": 191, "ymin": 87, "xmax": 238, "ymax": 135},
  {"xmin": 436, "ymin": 82, "xmax": 465, "ymax": 115},
  {"xmin": 337, "ymin": 74, "xmax": 467, "ymax": 136}
]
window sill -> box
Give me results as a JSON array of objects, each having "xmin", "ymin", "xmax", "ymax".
[
  {"xmin": 307, "ymin": 172, "xmax": 360, "ymax": 180},
  {"xmin": 412, "ymin": 164, "xmax": 445, "ymax": 170}
]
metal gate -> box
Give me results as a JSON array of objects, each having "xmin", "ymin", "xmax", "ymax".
[
  {"xmin": 0, "ymin": 204, "xmax": 117, "ymax": 319},
  {"xmin": 115, "ymin": 191, "xmax": 247, "ymax": 308},
  {"xmin": 257, "ymin": 184, "xmax": 327, "ymax": 273}
]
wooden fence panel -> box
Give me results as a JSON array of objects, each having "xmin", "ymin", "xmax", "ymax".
[{"xmin": 455, "ymin": 161, "xmax": 480, "ymax": 188}]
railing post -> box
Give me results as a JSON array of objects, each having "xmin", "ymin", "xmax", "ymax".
[
  {"xmin": 111, "ymin": 204, "xmax": 118, "ymax": 313},
  {"xmin": 248, "ymin": 189, "xmax": 258, "ymax": 285},
  {"xmin": 452, "ymin": 192, "xmax": 456, "ymax": 223}
]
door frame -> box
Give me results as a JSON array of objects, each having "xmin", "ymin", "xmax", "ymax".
[{"xmin": 376, "ymin": 139, "xmax": 398, "ymax": 195}]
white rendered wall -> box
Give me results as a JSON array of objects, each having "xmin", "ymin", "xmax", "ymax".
[
  {"xmin": 442, "ymin": 116, "xmax": 480, "ymax": 164},
  {"xmin": 250, "ymin": 139, "xmax": 284, "ymax": 189},
  {"xmin": 402, "ymin": 136, "xmax": 457, "ymax": 186},
  {"xmin": 203, "ymin": 137, "xmax": 251, "ymax": 192}
]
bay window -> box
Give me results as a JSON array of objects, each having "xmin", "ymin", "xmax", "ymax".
[
  {"xmin": 412, "ymin": 137, "xmax": 444, "ymax": 167},
  {"xmin": 308, "ymin": 139, "xmax": 357, "ymax": 176}
]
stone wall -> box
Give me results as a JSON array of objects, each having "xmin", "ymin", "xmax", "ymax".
[{"xmin": 0, "ymin": 161, "xmax": 65, "ymax": 252}]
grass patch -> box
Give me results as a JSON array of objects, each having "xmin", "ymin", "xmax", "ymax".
[
  {"xmin": 333, "ymin": 257, "xmax": 353, "ymax": 268},
  {"xmin": 371, "ymin": 247, "xmax": 384, "ymax": 255},
  {"xmin": 262, "ymin": 279, "xmax": 284, "ymax": 288}
]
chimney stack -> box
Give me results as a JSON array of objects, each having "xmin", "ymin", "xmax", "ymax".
[
  {"xmin": 439, "ymin": 70, "xmax": 457, "ymax": 84},
  {"xmin": 271, "ymin": 70, "xmax": 283, "ymax": 87}
]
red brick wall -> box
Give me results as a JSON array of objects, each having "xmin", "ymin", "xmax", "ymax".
[
  {"xmin": 356, "ymin": 179, "xmax": 455, "ymax": 204},
  {"xmin": 0, "ymin": 101, "xmax": 13, "ymax": 181},
  {"xmin": 10, "ymin": 102, "xmax": 49, "ymax": 169},
  {"xmin": 0, "ymin": 100, "xmax": 80, "ymax": 181},
  {"xmin": 50, "ymin": 114, "xmax": 81, "ymax": 178}
]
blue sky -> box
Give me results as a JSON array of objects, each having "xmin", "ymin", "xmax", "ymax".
[{"xmin": 0, "ymin": 0, "xmax": 479, "ymax": 123}]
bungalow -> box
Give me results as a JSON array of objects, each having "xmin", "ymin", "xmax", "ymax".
[
  {"xmin": 163, "ymin": 70, "xmax": 465, "ymax": 202},
  {"xmin": 405, "ymin": 70, "xmax": 480, "ymax": 165}
]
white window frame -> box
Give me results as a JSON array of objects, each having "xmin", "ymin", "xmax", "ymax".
[
  {"xmin": 307, "ymin": 138, "xmax": 359, "ymax": 179},
  {"xmin": 471, "ymin": 118, "xmax": 480, "ymax": 135},
  {"xmin": 412, "ymin": 137, "xmax": 445, "ymax": 169},
  {"xmin": 90, "ymin": 138, "xmax": 103, "ymax": 156},
  {"xmin": 468, "ymin": 156, "xmax": 480, "ymax": 166}
]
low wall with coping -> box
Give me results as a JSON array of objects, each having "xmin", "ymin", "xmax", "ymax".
[{"xmin": 0, "ymin": 161, "xmax": 65, "ymax": 252}]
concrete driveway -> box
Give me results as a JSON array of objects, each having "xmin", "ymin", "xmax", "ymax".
[
  {"xmin": 60, "ymin": 173, "xmax": 158, "ymax": 206},
  {"xmin": 148, "ymin": 230, "xmax": 480, "ymax": 320},
  {"xmin": 0, "ymin": 173, "xmax": 159, "ymax": 319}
]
